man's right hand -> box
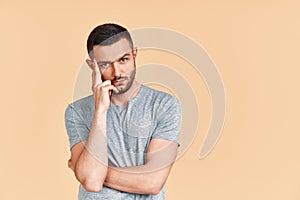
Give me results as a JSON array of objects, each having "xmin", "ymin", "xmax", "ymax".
[{"xmin": 91, "ymin": 60, "xmax": 118, "ymax": 113}]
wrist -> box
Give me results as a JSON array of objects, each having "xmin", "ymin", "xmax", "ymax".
[
  {"xmin": 95, "ymin": 103, "xmax": 109, "ymax": 113},
  {"xmin": 93, "ymin": 109, "xmax": 107, "ymax": 131},
  {"xmin": 94, "ymin": 108, "xmax": 107, "ymax": 118}
]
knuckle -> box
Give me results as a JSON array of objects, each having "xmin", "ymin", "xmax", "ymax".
[
  {"xmin": 98, "ymin": 86, "xmax": 106, "ymax": 92},
  {"xmin": 104, "ymin": 80, "xmax": 111, "ymax": 84}
]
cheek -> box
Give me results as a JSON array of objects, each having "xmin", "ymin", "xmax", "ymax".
[
  {"xmin": 100, "ymin": 72, "xmax": 111, "ymax": 81},
  {"xmin": 124, "ymin": 61, "xmax": 135, "ymax": 72}
]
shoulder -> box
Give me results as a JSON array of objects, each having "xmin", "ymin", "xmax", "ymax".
[
  {"xmin": 141, "ymin": 85, "xmax": 181, "ymax": 108},
  {"xmin": 65, "ymin": 95, "xmax": 94, "ymax": 116}
]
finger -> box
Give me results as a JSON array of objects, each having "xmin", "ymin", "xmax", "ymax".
[
  {"xmin": 100, "ymin": 80, "xmax": 112, "ymax": 86},
  {"xmin": 110, "ymin": 85, "xmax": 119, "ymax": 94},
  {"xmin": 96, "ymin": 84, "xmax": 119, "ymax": 94},
  {"xmin": 100, "ymin": 84, "xmax": 119, "ymax": 94},
  {"xmin": 93, "ymin": 80, "xmax": 111, "ymax": 93},
  {"xmin": 93, "ymin": 59, "xmax": 102, "ymax": 84}
]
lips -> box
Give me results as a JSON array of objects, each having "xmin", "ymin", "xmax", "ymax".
[{"xmin": 113, "ymin": 78, "xmax": 126, "ymax": 85}]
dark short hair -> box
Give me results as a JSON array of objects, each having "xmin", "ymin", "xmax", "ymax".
[{"xmin": 87, "ymin": 23, "xmax": 133, "ymax": 58}]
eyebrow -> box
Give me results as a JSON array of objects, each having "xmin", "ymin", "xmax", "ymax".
[{"xmin": 97, "ymin": 52, "xmax": 131, "ymax": 65}]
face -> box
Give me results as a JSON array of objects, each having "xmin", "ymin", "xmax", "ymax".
[{"xmin": 92, "ymin": 38, "xmax": 137, "ymax": 94}]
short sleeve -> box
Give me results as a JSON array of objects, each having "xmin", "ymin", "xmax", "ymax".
[
  {"xmin": 152, "ymin": 96, "xmax": 182, "ymax": 145},
  {"xmin": 65, "ymin": 104, "xmax": 89, "ymax": 149}
]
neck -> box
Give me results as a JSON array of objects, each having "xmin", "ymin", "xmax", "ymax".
[{"xmin": 111, "ymin": 80, "xmax": 141, "ymax": 106}]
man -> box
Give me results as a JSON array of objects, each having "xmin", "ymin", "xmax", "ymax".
[{"xmin": 65, "ymin": 23, "xmax": 181, "ymax": 199}]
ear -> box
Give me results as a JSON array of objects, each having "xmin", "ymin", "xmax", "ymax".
[
  {"xmin": 132, "ymin": 47, "xmax": 138, "ymax": 58},
  {"xmin": 86, "ymin": 59, "xmax": 94, "ymax": 70}
]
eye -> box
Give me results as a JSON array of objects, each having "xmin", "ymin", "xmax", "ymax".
[
  {"xmin": 100, "ymin": 63, "xmax": 110, "ymax": 68},
  {"xmin": 120, "ymin": 57, "xmax": 128, "ymax": 63}
]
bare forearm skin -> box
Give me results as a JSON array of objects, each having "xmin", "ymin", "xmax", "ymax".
[
  {"xmin": 104, "ymin": 164, "xmax": 172, "ymax": 195},
  {"xmin": 103, "ymin": 140, "xmax": 178, "ymax": 195},
  {"xmin": 74, "ymin": 110, "xmax": 108, "ymax": 192}
]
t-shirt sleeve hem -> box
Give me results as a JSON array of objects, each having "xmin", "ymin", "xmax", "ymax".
[
  {"xmin": 69, "ymin": 138, "xmax": 87, "ymax": 150},
  {"xmin": 150, "ymin": 135, "xmax": 180, "ymax": 147}
]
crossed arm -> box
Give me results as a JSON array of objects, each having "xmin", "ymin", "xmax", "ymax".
[
  {"xmin": 67, "ymin": 59, "xmax": 178, "ymax": 195},
  {"xmin": 68, "ymin": 114, "xmax": 178, "ymax": 195},
  {"xmin": 103, "ymin": 138, "xmax": 178, "ymax": 195}
]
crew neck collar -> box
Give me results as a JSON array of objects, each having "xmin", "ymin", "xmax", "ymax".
[{"xmin": 110, "ymin": 84, "xmax": 144, "ymax": 109}]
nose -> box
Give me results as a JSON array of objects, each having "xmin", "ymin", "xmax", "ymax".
[{"xmin": 111, "ymin": 62, "xmax": 121, "ymax": 77}]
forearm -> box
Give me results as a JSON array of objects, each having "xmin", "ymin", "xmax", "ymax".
[
  {"xmin": 75, "ymin": 110, "xmax": 108, "ymax": 192},
  {"xmin": 103, "ymin": 139, "xmax": 178, "ymax": 195},
  {"xmin": 104, "ymin": 163, "xmax": 172, "ymax": 195}
]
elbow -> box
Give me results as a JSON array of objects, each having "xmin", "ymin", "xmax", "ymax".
[
  {"xmin": 149, "ymin": 184, "xmax": 164, "ymax": 195},
  {"xmin": 74, "ymin": 169, "xmax": 104, "ymax": 193},
  {"xmin": 147, "ymin": 177, "xmax": 165, "ymax": 195},
  {"xmin": 82, "ymin": 179, "xmax": 103, "ymax": 193},
  {"xmin": 149, "ymin": 187, "xmax": 162, "ymax": 195},
  {"xmin": 74, "ymin": 163, "xmax": 106, "ymax": 193}
]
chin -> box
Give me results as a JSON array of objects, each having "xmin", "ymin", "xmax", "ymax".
[{"xmin": 116, "ymin": 85, "xmax": 132, "ymax": 94}]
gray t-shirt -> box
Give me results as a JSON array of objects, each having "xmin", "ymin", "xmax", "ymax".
[{"xmin": 65, "ymin": 85, "xmax": 181, "ymax": 200}]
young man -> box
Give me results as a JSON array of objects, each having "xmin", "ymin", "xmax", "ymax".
[{"xmin": 65, "ymin": 23, "xmax": 181, "ymax": 199}]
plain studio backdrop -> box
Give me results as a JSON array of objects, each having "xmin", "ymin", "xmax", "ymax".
[{"xmin": 0, "ymin": 0, "xmax": 299, "ymax": 199}]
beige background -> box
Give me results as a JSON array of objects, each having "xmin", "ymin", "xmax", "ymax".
[{"xmin": 1, "ymin": 0, "xmax": 299, "ymax": 199}]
